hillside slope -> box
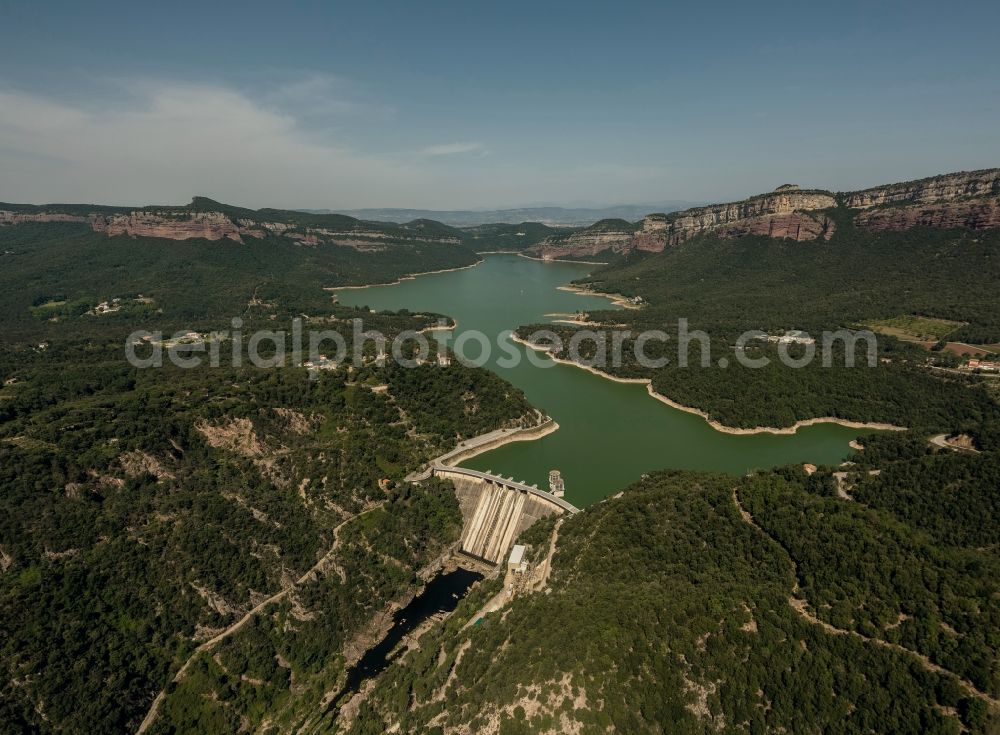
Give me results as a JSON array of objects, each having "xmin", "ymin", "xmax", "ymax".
[
  {"xmin": 340, "ymin": 460, "xmax": 1000, "ymax": 734},
  {"xmin": 0, "ymin": 204, "xmax": 536, "ymax": 733},
  {"xmin": 512, "ymin": 205, "xmax": 1000, "ymax": 435},
  {"xmin": 0, "ymin": 328, "xmax": 539, "ymax": 733}
]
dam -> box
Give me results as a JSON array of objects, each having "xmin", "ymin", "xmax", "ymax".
[{"xmin": 432, "ymin": 466, "xmax": 578, "ymax": 565}]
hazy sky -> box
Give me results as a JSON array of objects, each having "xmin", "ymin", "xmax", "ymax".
[{"xmin": 1, "ymin": 0, "xmax": 998, "ymax": 209}]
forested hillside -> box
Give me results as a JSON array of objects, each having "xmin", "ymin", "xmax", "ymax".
[
  {"xmin": 0, "ymin": 329, "xmax": 536, "ymax": 733},
  {"xmin": 0, "ymin": 214, "xmax": 537, "ymax": 733},
  {"xmin": 579, "ymin": 211, "xmax": 1000, "ymax": 342},
  {"xmin": 458, "ymin": 222, "xmax": 566, "ymax": 253},
  {"xmin": 514, "ymin": 213, "xmax": 1000, "ymax": 436},
  {"xmin": 0, "ymin": 221, "xmax": 479, "ymax": 341},
  {"xmin": 3, "ymin": 184, "xmax": 1000, "ymax": 735},
  {"xmin": 345, "ymin": 461, "xmax": 999, "ymax": 734}
]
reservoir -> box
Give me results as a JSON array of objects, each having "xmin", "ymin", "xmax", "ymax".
[{"xmin": 337, "ymin": 254, "xmax": 869, "ymax": 506}]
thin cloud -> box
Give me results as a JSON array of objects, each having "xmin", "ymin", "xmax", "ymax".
[
  {"xmin": 0, "ymin": 79, "xmax": 677, "ymax": 209},
  {"xmin": 416, "ymin": 142, "xmax": 487, "ymax": 157},
  {"xmin": 262, "ymin": 72, "xmax": 396, "ymax": 121},
  {"xmin": 0, "ymin": 81, "xmax": 424, "ymax": 208}
]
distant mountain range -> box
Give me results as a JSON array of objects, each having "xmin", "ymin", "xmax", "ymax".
[
  {"xmin": 7, "ymin": 169, "xmax": 997, "ymax": 263},
  {"xmin": 301, "ymin": 202, "xmax": 703, "ymax": 227}
]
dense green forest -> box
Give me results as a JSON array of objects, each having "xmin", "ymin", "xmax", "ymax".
[
  {"xmin": 742, "ymin": 466, "xmax": 1000, "ymax": 695},
  {"xmin": 345, "ymin": 462, "xmax": 999, "ymax": 734},
  {"xmin": 510, "ymin": 212, "xmax": 1000, "ymax": 435},
  {"xmin": 579, "ymin": 210, "xmax": 1000, "ymax": 342},
  {"xmin": 0, "ymin": 332, "xmax": 536, "ymax": 733},
  {"xmin": 3, "ymin": 204, "xmax": 1000, "ymax": 734},
  {"xmin": 516, "ymin": 325, "xmax": 1000, "ymax": 438},
  {"xmin": 0, "ymin": 222, "xmax": 480, "ymax": 341},
  {"xmin": 458, "ymin": 222, "xmax": 566, "ymax": 252},
  {"xmin": 0, "ymin": 217, "xmax": 537, "ymax": 733},
  {"xmin": 150, "ymin": 479, "xmax": 464, "ymax": 734}
]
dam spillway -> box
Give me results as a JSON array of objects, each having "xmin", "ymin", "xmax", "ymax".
[
  {"xmin": 462, "ymin": 481, "xmax": 526, "ymax": 563},
  {"xmin": 431, "ymin": 466, "xmax": 578, "ymax": 565}
]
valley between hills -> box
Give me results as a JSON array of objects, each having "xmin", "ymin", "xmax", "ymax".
[{"xmin": 1, "ymin": 168, "xmax": 999, "ymax": 734}]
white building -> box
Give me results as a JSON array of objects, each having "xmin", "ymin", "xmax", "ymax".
[{"xmin": 507, "ymin": 544, "xmax": 527, "ymax": 573}]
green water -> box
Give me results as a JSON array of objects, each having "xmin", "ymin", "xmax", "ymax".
[{"xmin": 337, "ymin": 254, "xmax": 868, "ymax": 506}]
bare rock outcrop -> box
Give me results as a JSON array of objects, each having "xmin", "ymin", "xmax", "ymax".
[
  {"xmin": 847, "ymin": 169, "xmax": 1000, "ymax": 233},
  {"xmin": 657, "ymin": 191, "xmax": 836, "ymax": 246},
  {"xmin": 720, "ymin": 212, "xmax": 835, "ymax": 241},
  {"xmin": 196, "ymin": 418, "xmax": 266, "ymax": 457},
  {"xmin": 119, "ymin": 450, "xmax": 175, "ymax": 480},
  {"xmin": 528, "ymin": 169, "xmax": 1000, "ymax": 260},
  {"xmin": 844, "ymin": 169, "xmax": 1000, "ymax": 209},
  {"xmin": 0, "ymin": 211, "xmax": 88, "ymax": 225},
  {"xmin": 528, "ymin": 189, "xmax": 836, "ymax": 259},
  {"xmin": 2, "ymin": 199, "xmax": 465, "ymax": 248},
  {"xmin": 628, "ymin": 207, "xmax": 834, "ymax": 249},
  {"xmin": 855, "ymin": 199, "xmax": 1000, "ymax": 232},
  {"xmin": 628, "ymin": 214, "xmax": 671, "ymax": 253},
  {"xmin": 91, "ymin": 211, "xmax": 248, "ymax": 242},
  {"xmin": 529, "ymin": 220, "xmax": 637, "ymax": 260}
]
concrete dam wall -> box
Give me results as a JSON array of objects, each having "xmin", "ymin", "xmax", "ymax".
[{"xmin": 433, "ymin": 466, "xmax": 578, "ymax": 565}]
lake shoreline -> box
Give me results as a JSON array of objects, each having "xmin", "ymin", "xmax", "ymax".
[
  {"xmin": 510, "ymin": 334, "xmax": 906, "ymax": 436},
  {"xmin": 419, "ymin": 319, "xmax": 457, "ymax": 334},
  {"xmin": 326, "ymin": 259, "xmax": 484, "ymax": 294},
  {"xmin": 556, "ymin": 284, "xmax": 642, "ymax": 310},
  {"xmin": 519, "ymin": 253, "xmax": 609, "ymax": 266},
  {"xmin": 435, "ymin": 418, "xmax": 560, "ymax": 467},
  {"xmin": 407, "ymin": 418, "xmax": 560, "ymax": 482}
]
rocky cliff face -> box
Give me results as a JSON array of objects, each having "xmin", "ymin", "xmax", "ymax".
[
  {"xmin": 0, "ymin": 211, "xmax": 88, "ymax": 225},
  {"xmin": 90, "ymin": 211, "xmax": 253, "ymax": 242},
  {"xmin": 626, "ymin": 214, "xmax": 668, "ymax": 253},
  {"xmin": 855, "ymin": 200, "xmax": 1000, "ymax": 232},
  {"xmin": 1, "ymin": 205, "xmax": 463, "ymax": 248},
  {"xmin": 527, "ymin": 168, "xmax": 1000, "ymax": 260},
  {"xmin": 843, "ymin": 169, "xmax": 1000, "ymax": 209},
  {"xmin": 528, "ymin": 190, "xmax": 836, "ymax": 258},
  {"xmin": 656, "ymin": 191, "xmax": 836, "ymax": 247},
  {"xmin": 845, "ymin": 169, "xmax": 1000, "ymax": 234},
  {"xmin": 528, "ymin": 220, "xmax": 637, "ymax": 260},
  {"xmin": 719, "ymin": 212, "xmax": 835, "ymax": 241}
]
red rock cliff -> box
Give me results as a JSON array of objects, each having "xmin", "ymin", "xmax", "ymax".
[
  {"xmin": 90, "ymin": 211, "xmax": 249, "ymax": 242},
  {"xmin": 846, "ymin": 169, "xmax": 1000, "ymax": 233},
  {"xmin": 528, "ymin": 189, "xmax": 836, "ymax": 259},
  {"xmin": 855, "ymin": 200, "xmax": 1000, "ymax": 231}
]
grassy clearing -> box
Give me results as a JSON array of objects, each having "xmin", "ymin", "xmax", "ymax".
[
  {"xmin": 866, "ymin": 314, "xmax": 966, "ymax": 341},
  {"xmin": 28, "ymin": 298, "xmax": 93, "ymax": 321}
]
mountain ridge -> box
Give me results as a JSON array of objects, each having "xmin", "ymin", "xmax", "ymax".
[
  {"xmin": 0, "ymin": 197, "xmax": 468, "ymax": 248},
  {"xmin": 303, "ymin": 202, "xmax": 702, "ymax": 227},
  {"xmin": 526, "ymin": 168, "xmax": 1000, "ymax": 260}
]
